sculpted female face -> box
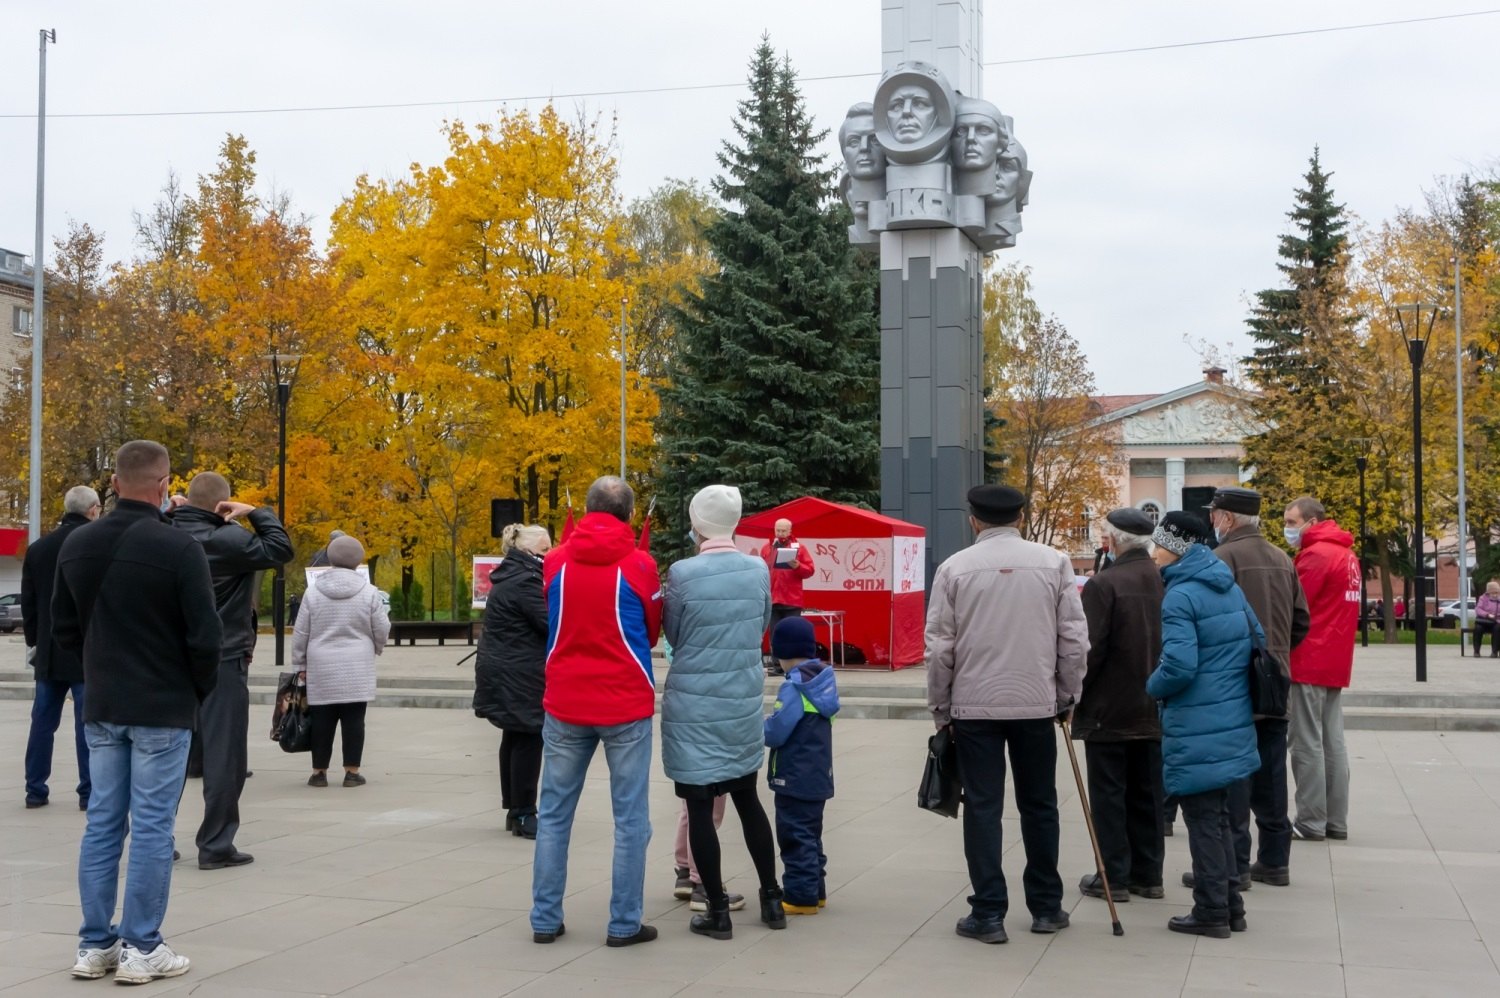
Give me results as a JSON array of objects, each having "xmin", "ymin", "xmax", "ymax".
[
  {"xmin": 951, "ymin": 112, "xmax": 1001, "ymax": 171},
  {"xmin": 841, "ymin": 113, "xmax": 886, "ymax": 179},
  {"xmin": 886, "ymin": 84, "xmax": 938, "ymax": 143}
]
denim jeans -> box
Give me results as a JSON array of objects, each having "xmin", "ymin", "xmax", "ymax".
[
  {"xmin": 78, "ymin": 722, "xmax": 190, "ymax": 951},
  {"xmin": 25, "ymin": 679, "xmax": 90, "ymax": 806},
  {"xmin": 530, "ymin": 715, "xmax": 653, "ymax": 939}
]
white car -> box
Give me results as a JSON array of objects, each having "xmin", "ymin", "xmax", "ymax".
[{"xmin": 1438, "ymin": 599, "xmax": 1477, "ymax": 620}]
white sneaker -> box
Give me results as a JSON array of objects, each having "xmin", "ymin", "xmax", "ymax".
[
  {"xmin": 114, "ymin": 942, "xmax": 190, "ymax": 985},
  {"xmin": 69, "ymin": 939, "xmax": 122, "ymax": 979}
]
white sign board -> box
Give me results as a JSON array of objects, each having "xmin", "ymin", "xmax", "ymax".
[{"xmin": 735, "ymin": 536, "xmax": 926, "ymax": 594}]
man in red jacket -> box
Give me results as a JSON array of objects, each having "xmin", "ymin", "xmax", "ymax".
[
  {"xmin": 1284, "ymin": 496, "xmax": 1360, "ymax": 842},
  {"xmin": 530, "ymin": 476, "xmax": 663, "ymax": 948},
  {"xmin": 760, "ymin": 519, "xmax": 815, "ymax": 676}
]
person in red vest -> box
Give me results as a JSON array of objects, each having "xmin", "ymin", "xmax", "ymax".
[
  {"xmin": 1283, "ymin": 496, "xmax": 1360, "ymax": 843},
  {"xmin": 760, "ymin": 519, "xmax": 816, "ymax": 676}
]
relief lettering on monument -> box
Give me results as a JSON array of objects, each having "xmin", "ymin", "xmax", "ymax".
[{"xmin": 841, "ymin": 61, "xmax": 1030, "ymax": 252}]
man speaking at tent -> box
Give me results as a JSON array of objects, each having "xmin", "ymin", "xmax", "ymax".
[{"xmin": 761, "ymin": 519, "xmax": 815, "ymax": 676}]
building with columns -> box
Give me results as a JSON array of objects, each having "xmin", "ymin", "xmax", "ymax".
[{"xmin": 1086, "ymin": 367, "xmax": 1261, "ymax": 552}]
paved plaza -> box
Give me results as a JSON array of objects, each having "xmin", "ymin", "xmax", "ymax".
[{"xmin": 3, "ymin": 680, "xmax": 1500, "ymax": 996}]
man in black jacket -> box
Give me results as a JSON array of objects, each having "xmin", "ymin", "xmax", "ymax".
[
  {"xmin": 170, "ymin": 471, "xmax": 293, "ymax": 870},
  {"xmin": 54, "ymin": 440, "xmax": 221, "ymax": 984},
  {"xmin": 1073, "ymin": 507, "xmax": 1166, "ymax": 902},
  {"xmin": 21, "ymin": 485, "xmax": 101, "ymax": 809}
]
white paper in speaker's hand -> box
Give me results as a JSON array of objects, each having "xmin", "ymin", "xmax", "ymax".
[{"xmin": 775, "ymin": 545, "xmax": 799, "ymax": 566}]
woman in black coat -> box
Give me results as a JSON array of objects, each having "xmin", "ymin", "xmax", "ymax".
[{"xmin": 474, "ymin": 523, "xmax": 551, "ymax": 838}]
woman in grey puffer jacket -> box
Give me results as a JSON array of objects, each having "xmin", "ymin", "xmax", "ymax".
[
  {"xmin": 293, "ymin": 535, "xmax": 390, "ymax": 788},
  {"xmin": 662, "ymin": 484, "xmax": 784, "ymax": 941}
]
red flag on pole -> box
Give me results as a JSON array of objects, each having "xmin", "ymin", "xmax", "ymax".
[
  {"xmin": 638, "ymin": 496, "xmax": 656, "ymax": 551},
  {"xmin": 562, "ymin": 505, "xmax": 575, "ymax": 542}
]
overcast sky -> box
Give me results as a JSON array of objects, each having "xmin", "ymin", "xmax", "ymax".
[{"xmin": 1, "ymin": 1, "xmax": 1495, "ymax": 394}]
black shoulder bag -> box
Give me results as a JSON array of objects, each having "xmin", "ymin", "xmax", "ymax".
[{"xmin": 1244, "ymin": 608, "xmax": 1290, "ymax": 717}]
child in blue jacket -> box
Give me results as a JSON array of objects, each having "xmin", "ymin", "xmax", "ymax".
[{"xmin": 764, "ymin": 617, "xmax": 840, "ymax": 915}]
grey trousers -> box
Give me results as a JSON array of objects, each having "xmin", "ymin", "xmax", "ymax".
[
  {"xmin": 1288, "ymin": 682, "xmax": 1349, "ymax": 835},
  {"xmin": 195, "ymin": 656, "xmax": 249, "ymax": 862}
]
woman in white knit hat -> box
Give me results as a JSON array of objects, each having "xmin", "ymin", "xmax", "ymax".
[
  {"xmin": 293, "ymin": 534, "xmax": 391, "ymax": 788},
  {"xmin": 661, "ymin": 484, "xmax": 786, "ymax": 940}
]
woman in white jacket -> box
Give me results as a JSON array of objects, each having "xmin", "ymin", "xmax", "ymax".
[{"xmin": 293, "ymin": 535, "xmax": 391, "ymax": 787}]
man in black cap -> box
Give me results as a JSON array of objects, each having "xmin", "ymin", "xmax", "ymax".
[
  {"xmin": 1072, "ymin": 508, "xmax": 1165, "ymax": 903},
  {"xmin": 926, "ymin": 484, "xmax": 1088, "ymax": 944},
  {"xmin": 1200, "ymin": 486, "xmax": 1309, "ymax": 889}
]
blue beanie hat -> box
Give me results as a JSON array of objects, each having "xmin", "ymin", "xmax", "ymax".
[{"xmin": 771, "ymin": 616, "xmax": 818, "ymax": 661}]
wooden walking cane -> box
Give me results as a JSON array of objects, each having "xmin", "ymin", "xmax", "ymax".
[{"xmin": 1060, "ymin": 717, "xmax": 1124, "ymax": 936}]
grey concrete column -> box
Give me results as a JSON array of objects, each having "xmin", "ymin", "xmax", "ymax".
[{"xmin": 1166, "ymin": 457, "xmax": 1186, "ymax": 512}]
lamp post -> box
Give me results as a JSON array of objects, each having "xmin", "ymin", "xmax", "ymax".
[
  {"xmin": 1395, "ymin": 302, "xmax": 1440, "ymax": 683},
  {"xmin": 268, "ymin": 353, "xmax": 301, "ymax": 667},
  {"xmin": 619, "ymin": 298, "xmax": 628, "ymax": 479},
  {"xmin": 1454, "ymin": 253, "xmax": 1470, "ymax": 628},
  {"xmin": 27, "ymin": 29, "xmax": 56, "ymax": 542},
  {"xmin": 1356, "ymin": 454, "xmax": 1368, "ymax": 648}
]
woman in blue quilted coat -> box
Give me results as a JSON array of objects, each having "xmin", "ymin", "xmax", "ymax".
[
  {"xmin": 1146, "ymin": 512, "xmax": 1260, "ymax": 940},
  {"xmin": 661, "ymin": 484, "xmax": 784, "ymax": 941}
]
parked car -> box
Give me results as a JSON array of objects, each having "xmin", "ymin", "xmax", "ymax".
[
  {"xmin": 0, "ymin": 593, "xmax": 21, "ymax": 633},
  {"xmin": 1438, "ymin": 599, "xmax": 1477, "ymax": 620}
]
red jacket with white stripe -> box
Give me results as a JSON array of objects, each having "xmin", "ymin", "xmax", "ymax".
[
  {"xmin": 543, "ymin": 512, "xmax": 662, "ymax": 726},
  {"xmin": 1290, "ymin": 519, "xmax": 1360, "ymax": 688}
]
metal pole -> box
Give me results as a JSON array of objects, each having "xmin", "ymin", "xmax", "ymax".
[
  {"xmin": 274, "ymin": 379, "xmax": 289, "ymax": 667},
  {"xmin": 1357, "ymin": 455, "xmax": 1368, "ymax": 648},
  {"xmin": 1455, "ymin": 253, "xmax": 1469, "ymax": 626},
  {"xmin": 619, "ymin": 298, "xmax": 627, "ymax": 479},
  {"xmin": 28, "ymin": 29, "xmax": 56, "ymax": 542},
  {"xmin": 1411, "ymin": 337, "xmax": 1427, "ymax": 682}
]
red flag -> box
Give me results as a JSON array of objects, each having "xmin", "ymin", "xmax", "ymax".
[
  {"xmin": 637, "ymin": 516, "xmax": 651, "ymax": 552},
  {"xmin": 561, "ymin": 505, "xmax": 576, "ymax": 542}
]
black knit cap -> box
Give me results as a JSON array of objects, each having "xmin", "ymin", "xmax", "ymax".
[
  {"xmin": 1152, "ymin": 510, "xmax": 1213, "ymax": 556},
  {"xmin": 968, "ymin": 484, "xmax": 1025, "ymax": 523}
]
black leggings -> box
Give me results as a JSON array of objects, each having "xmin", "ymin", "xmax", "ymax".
[
  {"xmin": 686, "ymin": 786, "xmax": 779, "ymax": 904},
  {"xmin": 499, "ymin": 729, "xmax": 543, "ymax": 812},
  {"xmin": 310, "ymin": 702, "xmax": 367, "ymax": 770}
]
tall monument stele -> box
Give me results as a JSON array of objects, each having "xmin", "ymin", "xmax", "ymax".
[{"xmin": 841, "ymin": 0, "xmax": 1030, "ymax": 582}]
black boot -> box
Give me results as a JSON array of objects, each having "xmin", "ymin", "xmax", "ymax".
[
  {"xmin": 690, "ymin": 894, "xmax": 733, "ymax": 940},
  {"xmin": 504, "ymin": 809, "xmax": 519, "ymax": 834},
  {"xmin": 516, "ymin": 809, "xmax": 537, "ymax": 840},
  {"xmin": 760, "ymin": 885, "xmax": 787, "ymax": 930}
]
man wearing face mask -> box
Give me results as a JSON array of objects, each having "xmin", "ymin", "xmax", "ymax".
[{"xmin": 1199, "ymin": 487, "xmax": 1309, "ymax": 891}]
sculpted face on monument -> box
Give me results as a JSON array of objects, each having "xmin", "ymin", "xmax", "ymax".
[
  {"xmin": 839, "ymin": 104, "xmax": 886, "ymax": 180},
  {"xmin": 994, "ymin": 134, "xmax": 1030, "ymax": 204},
  {"xmin": 886, "ymin": 84, "xmax": 938, "ymax": 143},
  {"xmin": 950, "ymin": 97, "xmax": 1004, "ymax": 172}
]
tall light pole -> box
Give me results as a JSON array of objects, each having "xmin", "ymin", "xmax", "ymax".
[
  {"xmin": 269, "ymin": 353, "xmax": 301, "ymax": 667},
  {"xmin": 1356, "ymin": 454, "xmax": 1368, "ymax": 648},
  {"xmin": 1396, "ymin": 301, "xmax": 1439, "ymax": 683},
  {"xmin": 27, "ymin": 29, "xmax": 56, "ymax": 542},
  {"xmin": 619, "ymin": 297, "xmax": 628, "ymax": 478},
  {"xmin": 1454, "ymin": 254, "xmax": 1470, "ymax": 626}
]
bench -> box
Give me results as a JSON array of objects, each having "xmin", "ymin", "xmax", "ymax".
[
  {"xmin": 388, "ymin": 620, "xmax": 478, "ymax": 646},
  {"xmin": 1460, "ymin": 622, "xmax": 1499, "ymax": 657}
]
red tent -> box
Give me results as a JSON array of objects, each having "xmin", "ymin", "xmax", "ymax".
[{"xmin": 736, "ymin": 497, "xmax": 925, "ymax": 669}]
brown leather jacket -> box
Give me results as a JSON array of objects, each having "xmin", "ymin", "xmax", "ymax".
[
  {"xmin": 1214, "ymin": 524, "xmax": 1310, "ymax": 717},
  {"xmin": 1074, "ymin": 548, "xmax": 1164, "ymax": 741}
]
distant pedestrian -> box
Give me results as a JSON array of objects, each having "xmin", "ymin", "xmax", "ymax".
[
  {"xmin": 661, "ymin": 484, "xmax": 784, "ymax": 940},
  {"xmin": 1146, "ymin": 512, "xmax": 1260, "ymax": 939},
  {"xmin": 1284, "ymin": 497, "xmax": 1359, "ymax": 842},
  {"xmin": 1471, "ymin": 581, "xmax": 1500, "ymax": 657},
  {"xmin": 474, "ymin": 522, "xmax": 552, "ymax": 838},
  {"xmin": 308, "ymin": 528, "xmax": 346, "ymax": 567},
  {"xmin": 926, "ymin": 485, "xmax": 1088, "ymax": 945},
  {"xmin": 169, "ymin": 471, "xmax": 294, "ymax": 870},
  {"xmin": 1072, "ymin": 507, "xmax": 1166, "ymax": 903},
  {"xmin": 21, "ymin": 485, "xmax": 101, "ymax": 810},
  {"xmin": 1203, "ymin": 487, "xmax": 1308, "ymax": 888},
  {"xmin": 764, "ymin": 616, "xmax": 839, "ymax": 916},
  {"xmin": 530, "ymin": 476, "xmax": 662, "ymax": 948},
  {"xmin": 292, "ymin": 535, "xmax": 390, "ymax": 788},
  {"xmin": 54, "ymin": 440, "xmax": 221, "ymax": 983}
]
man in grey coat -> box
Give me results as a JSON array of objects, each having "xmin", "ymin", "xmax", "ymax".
[{"xmin": 927, "ymin": 485, "xmax": 1089, "ymax": 945}]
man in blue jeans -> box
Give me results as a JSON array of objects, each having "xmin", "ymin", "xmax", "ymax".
[
  {"xmin": 531, "ymin": 476, "xmax": 663, "ymax": 947},
  {"xmin": 21, "ymin": 485, "xmax": 101, "ymax": 809},
  {"xmin": 52, "ymin": 441, "xmax": 222, "ymax": 984}
]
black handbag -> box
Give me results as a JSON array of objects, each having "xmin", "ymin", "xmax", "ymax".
[
  {"xmin": 1244, "ymin": 609, "xmax": 1290, "ymax": 717},
  {"xmin": 918, "ymin": 726, "xmax": 962, "ymax": 818},
  {"xmin": 276, "ymin": 683, "xmax": 313, "ymax": 754}
]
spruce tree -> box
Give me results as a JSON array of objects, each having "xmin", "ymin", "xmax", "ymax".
[
  {"xmin": 655, "ymin": 39, "xmax": 878, "ymax": 563},
  {"xmin": 1241, "ymin": 148, "xmax": 1352, "ymax": 510}
]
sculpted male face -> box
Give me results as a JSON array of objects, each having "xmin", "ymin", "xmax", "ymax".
[
  {"xmin": 951, "ymin": 112, "xmax": 1001, "ymax": 169},
  {"xmin": 886, "ymin": 84, "xmax": 937, "ymax": 142},
  {"xmin": 841, "ymin": 114, "xmax": 886, "ymax": 179}
]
